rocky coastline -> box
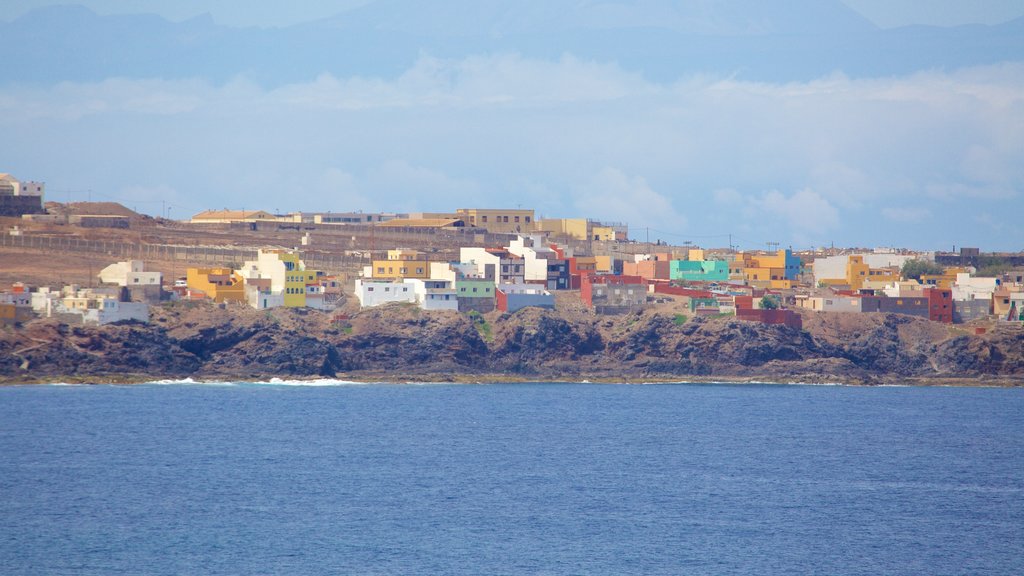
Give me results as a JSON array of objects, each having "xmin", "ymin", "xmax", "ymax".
[{"xmin": 2, "ymin": 302, "xmax": 1022, "ymax": 387}]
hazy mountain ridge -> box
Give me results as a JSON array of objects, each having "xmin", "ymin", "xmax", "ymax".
[{"xmin": 2, "ymin": 2, "xmax": 1022, "ymax": 86}]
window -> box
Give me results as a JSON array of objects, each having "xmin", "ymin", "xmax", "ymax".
[
  {"xmin": 525, "ymin": 217, "xmax": 531, "ymax": 223},
  {"xmin": 503, "ymin": 216, "xmax": 509, "ymax": 223},
  {"xmin": 472, "ymin": 287, "xmax": 478, "ymax": 293},
  {"xmin": 482, "ymin": 216, "xmax": 488, "ymax": 223},
  {"xmin": 367, "ymin": 287, "xmax": 374, "ymax": 292},
  {"xmin": 384, "ymin": 287, "xmax": 390, "ymax": 292},
  {"xmin": 377, "ymin": 267, "xmax": 385, "ymax": 274},
  {"xmin": 400, "ymin": 268, "xmax": 408, "ymax": 275},
  {"xmin": 416, "ymin": 268, "xmax": 424, "ymax": 274},
  {"xmin": 514, "ymin": 216, "xmax": 520, "ymax": 223}
]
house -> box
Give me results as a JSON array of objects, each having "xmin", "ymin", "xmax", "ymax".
[
  {"xmin": 98, "ymin": 260, "xmax": 163, "ymax": 288},
  {"xmin": 817, "ymin": 255, "xmax": 900, "ymax": 291},
  {"xmin": 795, "ymin": 295, "xmax": 863, "ymax": 313},
  {"xmin": 456, "ymin": 208, "xmax": 534, "ymax": 234},
  {"xmin": 812, "ymin": 253, "xmax": 916, "ymax": 286},
  {"xmin": 952, "ymin": 273, "xmax": 1000, "ymax": 302},
  {"xmin": 186, "ymin": 268, "xmax": 246, "ymax": 303},
  {"xmin": 37, "ymin": 286, "xmax": 149, "ymax": 325},
  {"xmin": 731, "ymin": 249, "xmax": 802, "ymax": 289},
  {"xmin": 623, "ymin": 254, "xmax": 672, "ymax": 281},
  {"xmin": 237, "ymin": 249, "xmax": 324, "ymax": 308},
  {"xmin": 581, "ymin": 274, "xmax": 648, "ymax": 314},
  {"xmin": 670, "ymin": 260, "xmax": 730, "ymax": 283},
  {"xmin": 368, "ymin": 249, "xmax": 432, "ymax": 281},
  {"xmin": 460, "ymin": 247, "xmax": 525, "ymax": 284},
  {"xmin": 0, "ymin": 173, "xmax": 45, "ymax": 217},
  {"xmin": 534, "ymin": 218, "xmax": 627, "ymax": 241},
  {"xmin": 0, "ymin": 303, "xmax": 33, "ymax": 326},
  {"xmin": 456, "ymin": 278, "xmax": 497, "ymax": 313},
  {"xmin": 408, "ymin": 279, "xmax": 459, "ymax": 311},
  {"xmin": 496, "ymin": 283, "xmax": 555, "ymax": 313},
  {"xmin": 953, "ymin": 299, "xmax": 991, "ymax": 323},
  {"xmin": 860, "ymin": 294, "xmax": 930, "ymax": 320},
  {"xmin": 507, "ymin": 235, "xmax": 569, "ymax": 290},
  {"xmin": 355, "ymin": 279, "xmax": 417, "ymax": 308},
  {"xmin": 992, "ymin": 287, "xmax": 1024, "ymax": 320}
]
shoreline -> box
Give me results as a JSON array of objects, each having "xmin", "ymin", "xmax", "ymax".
[{"xmin": 2, "ymin": 372, "xmax": 1021, "ymax": 388}]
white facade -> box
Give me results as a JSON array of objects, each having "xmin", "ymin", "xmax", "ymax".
[
  {"xmin": 0, "ymin": 174, "xmax": 44, "ymax": 197},
  {"xmin": 812, "ymin": 254, "xmax": 917, "ymax": 282},
  {"xmin": 508, "ymin": 235, "xmax": 559, "ymax": 284},
  {"xmin": 98, "ymin": 260, "xmax": 163, "ymax": 287},
  {"xmin": 355, "ymin": 279, "xmax": 417, "ymax": 308},
  {"xmin": 498, "ymin": 282, "xmax": 555, "ymax": 313},
  {"xmin": 797, "ymin": 296, "xmax": 863, "ymax": 312},
  {"xmin": 82, "ymin": 301, "xmax": 150, "ymax": 325},
  {"xmin": 245, "ymin": 284, "xmax": 285, "ymax": 310},
  {"xmin": 408, "ymin": 279, "xmax": 459, "ymax": 311},
  {"xmin": 460, "ymin": 247, "xmax": 524, "ymax": 284},
  {"xmin": 952, "ymin": 273, "xmax": 1000, "ymax": 302}
]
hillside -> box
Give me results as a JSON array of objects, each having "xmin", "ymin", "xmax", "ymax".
[{"xmin": 2, "ymin": 302, "xmax": 1021, "ymax": 386}]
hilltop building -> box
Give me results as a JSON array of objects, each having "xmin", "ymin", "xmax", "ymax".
[{"xmin": 0, "ymin": 173, "xmax": 45, "ymax": 217}]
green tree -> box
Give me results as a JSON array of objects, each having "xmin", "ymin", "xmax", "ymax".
[
  {"xmin": 901, "ymin": 259, "xmax": 944, "ymax": 281},
  {"xmin": 760, "ymin": 295, "xmax": 780, "ymax": 310}
]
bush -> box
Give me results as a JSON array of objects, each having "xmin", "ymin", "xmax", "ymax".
[{"xmin": 901, "ymin": 259, "xmax": 944, "ymax": 280}]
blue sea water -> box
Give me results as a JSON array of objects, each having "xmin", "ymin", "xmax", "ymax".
[{"xmin": 1, "ymin": 382, "xmax": 1023, "ymax": 575}]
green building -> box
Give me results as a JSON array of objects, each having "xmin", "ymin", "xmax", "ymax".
[{"xmin": 670, "ymin": 260, "xmax": 730, "ymax": 282}]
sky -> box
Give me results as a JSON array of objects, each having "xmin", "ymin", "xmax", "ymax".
[
  {"xmin": 2, "ymin": 2, "xmax": 1023, "ymax": 251},
  {"xmin": 2, "ymin": 0, "xmax": 1023, "ymax": 29}
]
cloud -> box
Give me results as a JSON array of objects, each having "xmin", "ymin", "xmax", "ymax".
[
  {"xmin": 1, "ymin": 58, "xmax": 1022, "ymax": 247},
  {"xmin": 882, "ymin": 207, "xmax": 933, "ymax": 223},
  {"xmin": 573, "ymin": 168, "xmax": 686, "ymax": 232}
]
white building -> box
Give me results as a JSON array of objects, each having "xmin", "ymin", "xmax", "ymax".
[
  {"xmin": 355, "ymin": 279, "xmax": 417, "ymax": 308},
  {"xmin": 952, "ymin": 273, "xmax": 1000, "ymax": 302},
  {"xmin": 507, "ymin": 234, "xmax": 567, "ymax": 290},
  {"xmin": 245, "ymin": 284, "xmax": 285, "ymax": 310},
  {"xmin": 459, "ymin": 247, "xmax": 524, "ymax": 284},
  {"xmin": 498, "ymin": 282, "xmax": 555, "ymax": 313},
  {"xmin": 0, "ymin": 173, "xmax": 45, "ymax": 197},
  {"xmin": 97, "ymin": 260, "xmax": 163, "ymax": 287},
  {"xmin": 812, "ymin": 253, "xmax": 917, "ymax": 283},
  {"xmin": 407, "ymin": 279, "xmax": 459, "ymax": 311}
]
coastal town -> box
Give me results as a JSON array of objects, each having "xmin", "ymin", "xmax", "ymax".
[{"xmin": 2, "ymin": 172, "xmax": 1023, "ymax": 332}]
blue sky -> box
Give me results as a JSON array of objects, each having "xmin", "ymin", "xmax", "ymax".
[
  {"xmin": 2, "ymin": 1, "xmax": 1023, "ymax": 27},
  {"xmin": 1, "ymin": 2, "xmax": 1022, "ymax": 251}
]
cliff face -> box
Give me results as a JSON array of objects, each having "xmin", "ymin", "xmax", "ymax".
[{"xmin": 1, "ymin": 301, "xmax": 1022, "ymax": 385}]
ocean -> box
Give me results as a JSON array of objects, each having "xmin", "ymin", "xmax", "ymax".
[{"xmin": 1, "ymin": 381, "xmax": 1022, "ymax": 575}]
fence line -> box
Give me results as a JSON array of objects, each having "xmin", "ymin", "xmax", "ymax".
[{"xmin": 0, "ymin": 233, "xmax": 362, "ymax": 274}]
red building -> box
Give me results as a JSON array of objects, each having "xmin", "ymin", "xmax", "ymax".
[{"xmin": 924, "ymin": 288, "xmax": 953, "ymax": 324}]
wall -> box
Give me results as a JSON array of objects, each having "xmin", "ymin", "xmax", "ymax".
[{"xmin": 953, "ymin": 299, "xmax": 990, "ymax": 323}]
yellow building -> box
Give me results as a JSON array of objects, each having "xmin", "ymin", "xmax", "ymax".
[
  {"xmin": 920, "ymin": 267, "xmax": 969, "ymax": 290},
  {"xmin": 457, "ymin": 208, "xmax": 535, "ymax": 234},
  {"xmin": 819, "ymin": 256, "xmax": 901, "ymax": 291},
  {"xmin": 370, "ymin": 249, "xmax": 431, "ymax": 280},
  {"xmin": 284, "ymin": 269, "xmax": 318, "ymax": 308},
  {"xmin": 186, "ymin": 268, "xmax": 246, "ymax": 302},
  {"xmin": 591, "ymin": 225, "xmax": 616, "ymax": 241},
  {"xmin": 730, "ymin": 250, "xmax": 801, "ymax": 289},
  {"xmin": 535, "ymin": 218, "xmax": 589, "ymax": 240},
  {"xmin": 535, "ymin": 218, "xmax": 620, "ymax": 241},
  {"xmin": 594, "ymin": 255, "xmax": 614, "ymax": 273}
]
